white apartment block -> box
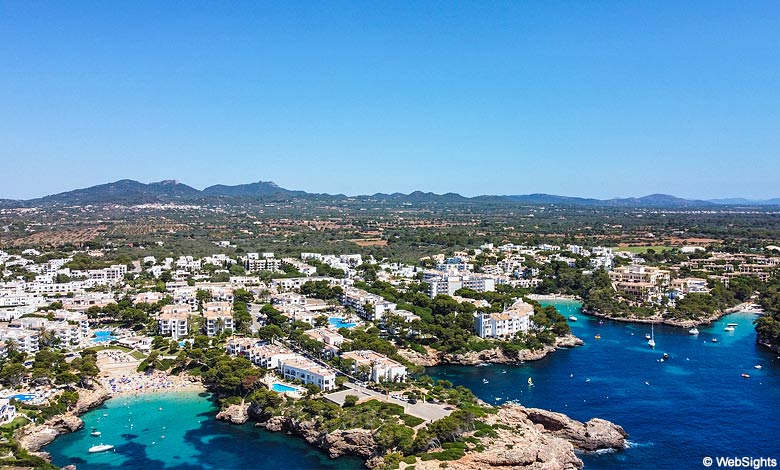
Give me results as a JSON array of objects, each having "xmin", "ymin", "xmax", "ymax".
[
  {"xmin": 341, "ymin": 350, "xmax": 407, "ymax": 383},
  {"xmin": 203, "ymin": 302, "xmax": 235, "ymax": 336},
  {"xmin": 281, "ymin": 258, "xmax": 317, "ymax": 276},
  {"xmin": 271, "ymin": 276, "xmax": 353, "ymax": 292},
  {"xmin": 609, "ymin": 265, "xmax": 671, "ymax": 300},
  {"xmin": 425, "ymin": 272, "xmax": 496, "ymax": 298},
  {"xmin": 303, "ymin": 328, "xmax": 345, "ymax": 348},
  {"xmin": 244, "ymin": 256, "xmax": 282, "ymax": 273},
  {"xmin": 0, "ymin": 399, "xmax": 16, "ymax": 425},
  {"xmin": 339, "ymin": 287, "xmax": 397, "ymax": 321},
  {"xmin": 0, "ymin": 328, "xmax": 40, "ymax": 354},
  {"xmin": 159, "ymin": 309, "xmax": 190, "ymax": 340},
  {"xmin": 475, "ymin": 300, "xmax": 533, "ymax": 339},
  {"xmin": 671, "ymin": 277, "xmax": 710, "ymax": 294},
  {"xmin": 279, "ymin": 357, "xmax": 336, "ymax": 390}
]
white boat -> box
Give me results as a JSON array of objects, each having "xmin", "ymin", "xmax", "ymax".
[
  {"xmin": 727, "ymin": 323, "xmax": 738, "ymax": 327},
  {"xmin": 569, "ymin": 315, "xmax": 578, "ymax": 321},
  {"xmin": 712, "ymin": 337, "xmax": 718, "ymax": 343},
  {"xmin": 89, "ymin": 444, "xmax": 114, "ymax": 453},
  {"xmin": 91, "ymin": 431, "xmax": 101, "ymax": 437},
  {"xmin": 648, "ymin": 323, "xmax": 655, "ymax": 348},
  {"xmin": 754, "ymin": 365, "xmax": 762, "ymax": 369},
  {"xmin": 724, "ymin": 326, "xmax": 735, "ymax": 332},
  {"xmin": 482, "ymin": 378, "xmax": 489, "ymax": 384},
  {"xmin": 527, "ymin": 377, "xmax": 534, "ymax": 387},
  {"xmin": 645, "ymin": 333, "xmax": 652, "ymax": 340},
  {"xmin": 688, "ymin": 327, "xmax": 699, "ymax": 335}
]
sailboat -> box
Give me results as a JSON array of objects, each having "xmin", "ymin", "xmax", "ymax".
[{"xmin": 648, "ymin": 323, "xmax": 656, "ymax": 348}]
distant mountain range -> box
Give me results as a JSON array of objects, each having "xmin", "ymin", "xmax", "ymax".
[{"xmin": 1, "ymin": 179, "xmax": 779, "ymax": 208}]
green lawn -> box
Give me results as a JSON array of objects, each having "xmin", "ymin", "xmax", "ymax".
[
  {"xmin": 130, "ymin": 350, "xmax": 147, "ymax": 360},
  {"xmin": 614, "ymin": 245, "xmax": 676, "ymax": 254}
]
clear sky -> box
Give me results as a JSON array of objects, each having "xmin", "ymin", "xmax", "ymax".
[{"xmin": 1, "ymin": 1, "xmax": 779, "ymax": 200}]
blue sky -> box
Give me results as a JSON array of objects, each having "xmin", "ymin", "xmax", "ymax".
[{"xmin": 1, "ymin": 1, "xmax": 779, "ymax": 199}]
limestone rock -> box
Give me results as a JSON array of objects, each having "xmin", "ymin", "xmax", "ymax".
[
  {"xmin": 215, "ymin": 402, "xmax": 249, "ymax": 424},
  {"xmin": 323, "ymin": 429, "xmax": 376, "ymax": 458}
]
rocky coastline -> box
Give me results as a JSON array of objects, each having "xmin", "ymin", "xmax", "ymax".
[
  {"xmin": 15, "ymin": 386, "xmax": 111, "ymax": 460},
  {"xmin": 246, "ymin": 403, "xmax": 626, "ymax": 470},
  {"xmin": 398, "ymin": 335, "xmax": 583, "ymax": 367},
  {"xmin": 582, "ymin": 302, "xmax": 754, "ymax": 328}
]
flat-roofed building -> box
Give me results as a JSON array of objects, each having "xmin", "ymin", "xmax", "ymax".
[
  {"xmin": 475, "ymin": 300, "xmax": 533, "ymax": 339},
  {"xmin": 341, "ymin": 350, "xmax": 407, "ymax": 383},
  {"xmin": 279, "ymin": 357, "xmax": 336, "ymax": 390}
]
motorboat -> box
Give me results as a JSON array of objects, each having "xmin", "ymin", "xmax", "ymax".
[
  {"xmin": 645, "ymin": 333, "xmax": 652, "ymax": 340},
  {"xmin": 482, "ymin": 378, "xmax": 489, "ymax": 384},
  {"xmin": 89, "ymin": 444, "xmax": 114, "ymax": 453},
  {"xmin": 595, "ymin": 334, "xmax": 602, "ymax": 340},
  {"xmin": 724, "ymin": 326, "xmax": 735, "ymax": 332},
  {"xmin": 688, "ymin": 327, "xmax": 699, "ymax": 335},
  {"xmin": 711, "ymin": 338, "xmax": 718, "ymax": 343},
  {"xmin": 663, "ymin": 353, "xmax": 669, "ymax": 360},
  {"xmin": 754, "ymin": 365, "xmax": 762, "ymax": 369},
  {"xmin": 91, "ymin": 430, "xmax": 101, "ymax": 437},
  {"xmin": 727, "ymin": 323, "xmax": 738, "ymax": 327},
  {"xmin": 741, "ymin": 373, "xmax": 750, "ymax": 378},
  {"xmin": 569, "ymin": 316, "xmax": 578, "ymax": 321},
  {"xmin": 527, "ymin": 377, "xmax": 534, "ymax": 387}
]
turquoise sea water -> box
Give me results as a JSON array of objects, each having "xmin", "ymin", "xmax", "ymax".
[
  {"xmin": 45, "ymin": 391, "xmax": 363, "ymax": 470},
  {"xmin": 429, "ymin": 300, "xmax": 780, "ymax": 469}
]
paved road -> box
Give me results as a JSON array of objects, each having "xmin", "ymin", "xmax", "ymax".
[{"xmin": 324, "ymin": 383, "xmax": 453, "ymax": 423}]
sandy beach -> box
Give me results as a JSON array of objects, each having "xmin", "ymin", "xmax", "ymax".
[{"xmin": 96, "ymin": 349, "xmax": 205, "ymax": 397}]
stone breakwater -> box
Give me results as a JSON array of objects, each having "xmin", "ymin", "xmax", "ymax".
[
  {"xmin": 398, "ymin": 335, "xmax": 584, "ymax": 367},
  {"xmin": 16, "ymin": 386, "xmax": 111, "ymax": 459},
  {"xmin": 241, "ymin": 403, "xmax": 625, "ymax": 470}
]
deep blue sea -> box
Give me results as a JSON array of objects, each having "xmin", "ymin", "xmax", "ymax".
[
  {"xmin": 429, "ymin": 300, "xmax": 780, "ymax": 469},
  {"xmin": 46, "ymin": 301, "xmax": 780, "ymax": 469}
]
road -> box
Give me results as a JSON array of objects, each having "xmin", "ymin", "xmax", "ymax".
[{"xmin": 324, "ymin": 382, "xmax": 453, "ymax": 423}]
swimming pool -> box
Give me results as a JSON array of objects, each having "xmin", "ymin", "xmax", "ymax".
[
  {"xmin": 92, "ymin": 331, "xmax": 117, "ymax": 343},
  {"xmin": 328, "ymin": 317, "xmax": 356, "ymax": 329},
  {"xmin": 11, "ymin": 393, "xmax": 38, "ymax": 402},
  {"xmin": 271, "ymin": 383, "xmax": 300, "ymax": 393}
]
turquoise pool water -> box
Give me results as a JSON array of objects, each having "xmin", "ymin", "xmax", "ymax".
[
  {"xmin": 328, "ymin": 317, "xmax": 356, "ymax": 329},
  {"xmin": 92, "ymin": 330, "xmax": 117, "ymax": 343},
  {"xmin": 271, "ymin": 383, "xmax": 300, "ymax": 393},
  {"xmin": 11, "ymin": 393, "xmax": 37, "ymax": 402}
]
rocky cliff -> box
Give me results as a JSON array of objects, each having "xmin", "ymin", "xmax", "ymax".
[
  {"xmin": 216, "ymin": 402, "xmax": 250, "ymax": 424},
  {"xmin": 16, "ymin": 386, "xmax": 111, "ymax": 457},
  {"xmin": 411, "ymin": 404, "xmax": 626, "ymax": 470},
  {"xmin": 253, "ymin": 402, "xmax": 625, "ymax": 470},
  {"xmin": 399, "ymin": 335, "xmax": 584, "ymax": 367}
]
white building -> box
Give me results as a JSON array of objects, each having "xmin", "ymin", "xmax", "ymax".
[
  {"xmin": 475, "ymin": 300, "xmax": 534, "ymax": 339},
  {"xmin": 203, "ymin": 302, "xmax": 234, "ymax": 336},
  {"xmin": 425, "ymin": 272, "xmax": 496, "ymax": 298},
  {"xmin": 339, "ymin": 287, "xmax": 396, "ymax": 321},
  {"xmin": 341, "ymin": 350, "xmax": 407, "ymax": 383},
  {"xmin": 159, "ymin": 306, "xmax": 190, "ymax": 340},
  {"xmin": 279, "ymin": 357, "xmax": 336, "ymax": 391}
]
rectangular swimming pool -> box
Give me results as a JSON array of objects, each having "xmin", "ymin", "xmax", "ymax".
[{"xmin": 271, "ymin": 383, "xmax": 300, "ymax": 393}]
